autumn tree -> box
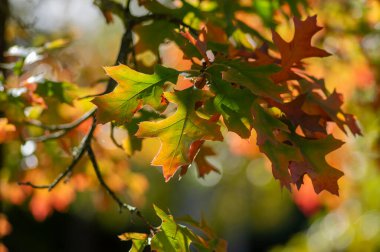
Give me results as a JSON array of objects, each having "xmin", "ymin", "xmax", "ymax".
[{"xmin": 0, "ymin": 0, "xmax": 361, "ymax": 251}]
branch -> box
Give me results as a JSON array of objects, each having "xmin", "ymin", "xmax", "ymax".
[
  {"xmin": 26, "ymin": 108, "xmax": 97, "ymax": 131},
  {"xmin": 132, "ymin": 14, "xmax": 197, "ymax": 34},
  {"xmin": 26, "ymin": 130, "xmax": 67, "ymax": 142},
  {"xmin": 18, "ymin": 115, "xmax": 97, "ymax": 191},
  {"xmin": 103, "ymin": 29, "xmax": 134, "ymax": 94},
  {"xmin": 87, "ymin": 144, "xmax": 157, "ymax": 231},
  {"xmin": 86, "ymin": 144, "xmax": 134, "ymax": 212},
  {"xmin": 24, "ymin": 108, "xmax": 97, "ymax": 142},
  {"xmin": 110, "ymin": 122, "xmax": 123, "ymax": 149}
]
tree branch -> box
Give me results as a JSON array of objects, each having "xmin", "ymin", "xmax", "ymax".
[
  {"xmin": 24, "ymin": 108, "xmax": 97, "ymax": 142},
  {"xmin": 110, "ymin": 121, "xmax": 123, "ymax": 149},
  {"xmin": 18, "ymin": 115, "xmax": 97, "ymax": 191},
  {"xmin": 86, "ymin": 144, "xmax": 134, "ymax": 212},
  {"xmin": 132, "ymin": 14, "xmax": 197, "ymax": 33},
  {"xmin": 103, "ymin": 28, "xmax": 133, "ymax": 94},
  {"xmin": 26, "ymin": 108, "xmax": 97, "ymax": 131}
]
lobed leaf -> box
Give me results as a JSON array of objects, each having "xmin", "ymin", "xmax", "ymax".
[
  {"xmin": 93, "ymin": 64, "xmax": 179, "ymax": 124},
  {"xmin": 271, "ymin": 15, "xmax": 331, "ymax": 83},
  {"xmin": 136, "ymin": 88, "xmax": 223, "ymax": 181}
]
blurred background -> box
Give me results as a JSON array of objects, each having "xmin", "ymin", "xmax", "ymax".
[{"xmin": 0, "ymin": 0, "xmax": 379, "ymax": 251}]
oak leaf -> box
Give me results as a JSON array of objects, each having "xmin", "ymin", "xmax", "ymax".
[
  {"xmin": 219, "ymin": 60, "xmax": 285, "ymax": 100},
  {"xmin": 271, "ymin": 15, "xmax": 331, "ymax": 83},
  {"xmin": 289, "ymin": 134, "xmax": 345, "ymax": 195},
  {"xmin": 92, "ymin": 64, "xmax": 179, "ymax": 124},
  {"xmin": 136, "ymin": 88, "xmax": 222, "ymax": 181},
  {"xmin": 306, "ymin": 90, "xmax": 362, "ymax": 136},
  {"xmin": 252, "ymin": 102, "xmax": 302, "ymax": 189},
  {"xmin": 180, "ymin": 140, "xmax": 220, "ymax": 178},
  {"xmin": 118, "ymin": 233, "xmax": 148, "ymax": 252},
  {"xmin": 209, "ymin": 77, "xmax": 254, "ymax": 138}
]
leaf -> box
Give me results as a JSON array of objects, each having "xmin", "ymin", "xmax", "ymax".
[
  {"xmin": 289, "ymin": 134, "xmax": 345, "ymax": 195},
  {"xmin": 252, "ymin": 102, "xmax": 302, "ymax": 189},
  {"xmin": 268, "ymin": 95, "xmax": 328, "ymax": 138},
  {"xmin": 217, "ymin": 60, "xmax": 285, "ymax": 100},
  {"xmin": 136, "ymin": 88, "xmax": 223, "ymax": 181},
  {"xmin": 180, "ymin": 27, "xmax": 215, "ymax": 64},
  {"xmin": 33, "ymin": 80, "xmax": 78, "ymax": 105},
  {"xmin": 252, "ymin": 102, "xmax": 345, "ymax": 194},
  {"xmin": 253, "ymin": 0, "xmax": 279, "ymax": 28},
  {"xmin": 120, "ymin": 206, "xmax": 226, "ymax": 252},
  {"xmin": 122, "ymin": 110, "xmax": 164, "ymax": 156},
  {"xmin": 209, "ymin": 77, "xmax": 254, "ymax": 138},
  {"xmin": 177, "ymin": 214, "xmax": 228, "ymax": 252},
  {"xmin": 180, "ymin": 140, "xmax": 220, "ymax": 178},
  {"xmin": 306, "ymin": 90, "xmax": 362, "ymax": 135},
  {"xmin": 194, "ymin": 145, "xmax": 219, "ymax": 178},
  {"xmin": 138, "ymin": 0, "xmax": 201, "ymax": 24},
  {"xmin": 134, "ymin": 20, "xmax": 177, "ymax": 67},
  {"xmin": 151, "ymin": 205, "xmax": 200, "ymax": 252},
  {"xmin": 271, "ymin": 15, "xmax": 331, "ymax": 83},
  {"xmin": 118, "ymin": 233, "xmax": 148, "ymax": 252},
  {"xmin": 92, "ymin": 64, "xmax": 179, "ymax": 124}
]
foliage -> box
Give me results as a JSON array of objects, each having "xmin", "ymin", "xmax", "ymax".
[
  {"xmin": 93, "ymin": 8, "xmax": 360, "ymax": 194},
  {"xmin": 0, "ymin": 0, "xmax": 369, "ymax": 251}
]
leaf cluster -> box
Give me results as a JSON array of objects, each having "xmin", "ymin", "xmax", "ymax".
[{"xmin": 93, "ymin": 1, "xmax": 360, "ymax": 195}]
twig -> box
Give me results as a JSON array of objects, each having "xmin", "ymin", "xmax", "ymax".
[
  {"xmin": 18, "ymin": 115, "xmax": 97, "ymax": 191},
  {"xmin": 26, "ymin": 108, "xmax": 97, "ymax": 131},
  {"xmin": 132, "ymin": 14, "xmax": 197, "ymax": 34},
  {"xmin": 26, "ymin": 130, "xmax": 67, "ymax": 142},
  {"xmin": 110, "ymin": 122, "xmax": 123, "ymax": 149},
  {"xmin": 86, "ymin": 144, "xmax": 135, "ymax": 212},
  {"xmin": 24, "ymin": 108, "xmax": 97, "ymax": 142}
]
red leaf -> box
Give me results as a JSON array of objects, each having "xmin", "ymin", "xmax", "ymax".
[{"xmin": 271, "ymin": 15, "xmax": 331, "ymax": 83}]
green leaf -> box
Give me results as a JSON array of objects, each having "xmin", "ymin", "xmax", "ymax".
[
  {"xmin": 252, "ymin": 102, "xmax": 302, "ymax": 189},
  {"xmin": 151, "ymin": 205, "xmax": 206, "ymax": 252},
  {"xmin": 253, "ymin": 0, "xmax": 279, "ymax": 28},
  {"xmin": 134, "ymin": 20, "xmax": 177, "ymax": 68},
  {"xmin": 136, "ymin": 88, "xmax": 223, "ymax": 181},
  {"xmin": 92, "ymin": 64, "xmax": 179, "ymax": 124},
  {"xmin": 212, "ymin": 60, "xmax": 285, "ymax": 100},
  {"xmin": 209, "ymin": 77, "xmax": 254, "ymax": 138},
  {"xmin": 118, "ymin": 232, "xmax": 148, "ymax": 252},
  {"xmin": 34, "ymin": 80, "xmax": 78, "ymax": 104},
  {"xmin": 138, "ymin": 0, "xmax": 202, "ymax": 28},
  {"xmin": 119, "ymin": 206, "xmax": 227, "ymax": 252},
  {"xmin": 122, "ymin": 110, "xmax": 164, "ymax": 156}
]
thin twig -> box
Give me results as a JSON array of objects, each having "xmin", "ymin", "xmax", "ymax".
[
  {"xmin": 26, "ymin": 130, "xmax": 67, "ymax": 142},
  {"xmin": 132, "ymin": 14, "xmax": 197, "ymax": 33},
  {"xmin": 110, "ymin": 122, "xmax": 123, "ymax": 149},
  {"xmin": 86, "ymin": 144, "xmax": 135, "ymax": 212},
  {"xmin": 26, "ymin": 108, "xmax": 97, "ymax": 131},
  {"xmin": 18, "ymin": 115, "xmax": 97, "ymax": 191},
  {"xmin": 24, "ymin": 108, "xmax": 97, "ymax": 142}
]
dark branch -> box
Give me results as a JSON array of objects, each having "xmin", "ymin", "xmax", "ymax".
[
  {"xmin": 132, "ymin": 14, "xmax": 197, "ymax": 33},
  {"xmin": 24, "ymin": 108, "xmax": 97, "ymax": 142},
  {"xmin": 87, "ymin": 144, "xmax": 157, "ymax": 231},
  {"xmin": 26, "ymin": 108, "xmax": 97, "ymax": 131},
  {"xmin": 110, "ymin": 122, "xmax": 123, "ymax": 149},
  {"xmin": 18, "ymin": 115, "xmax": 97, "ymax": 191},
  {"xmin": 103, "ymin": 29, "xmax": 133, "ymax": 94},
  {"xmin": 26, "ymin": 130, "xmax": 67, "ymax": 142},
  {"xmin": 86, "ymin": 144, "xmax": 135, "ymax": 212}
]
